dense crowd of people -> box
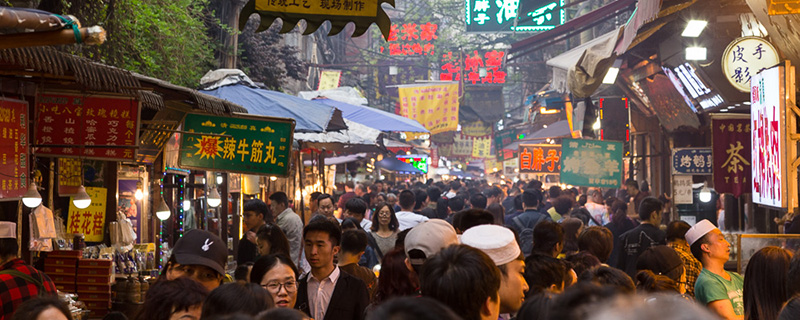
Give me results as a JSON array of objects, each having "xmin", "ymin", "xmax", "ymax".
[{"xmin": 4, "ymin": 178, "xmax": 800, "ymax": 320}]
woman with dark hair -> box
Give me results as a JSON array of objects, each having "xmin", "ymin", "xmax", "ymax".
[
  {"xmin": 368, "ymin": 203, "xmax": 400, "ymax": 259},
  {"xmin": 133, "ymin": 277, "xmax": 209, "ymax": 320},
  {"xmin": 486, "ymin": 203, "xmax": 505, "ymax": 226},
  {"xmin": 743, "ymin": 246, "xmax": 793, "ymax": 320},
  {"xmin": 10, "ymin": 297, "xmax": 72, "ymax": 320},
  {"xmin": 604, "ymin": 199, "xmax": 637, "ymax": 269},
  {"xmin": 341, "ymin": 217, "xmax": 363, "ymax": 231},
  {"xmin": 779, "ymin": 295, "xmax": 800, "ymax": 320},
  {"xmin": 579, "ymin": 266, "xmax": 636, "ymax": 294},
  {"xmin": 256, "ymin": 223, "xmax": 292, "ymax": 259},
  {"xmin": 435, "ymin": 197, "xmax": 450, "ymax": 220},
  {"xmin": 201, "ymin": 282, "xmax": 273, "ymax": 318},
  {"xmin": 372, "ymin": 248, "xmax": 419, "ymax": 305},
  {"xmin": 250, "ymin": 254, "xmax": 298, "ymax": 309},
  {"xmin": 561, "ymin": 218, "xmax": 584, "ymax": 256},
  {"xmin": 635, "ymin": 270, "xmax": 680, "ymax": 294}
]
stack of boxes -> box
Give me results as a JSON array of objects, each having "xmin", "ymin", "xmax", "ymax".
[
  {"xmin": 43, "ymin": 250, "xmax": 81, "ymax": 294},
  {"xmin": 77, "ymin": 259, "xmax": 114, "ymax": 318}
]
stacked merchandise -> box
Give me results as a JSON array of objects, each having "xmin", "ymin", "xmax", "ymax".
[
  {"xmin": 77, "ymin": 259, "xmax": 114, "ymax": 318},
  {"xmin": 43, "ymin": 250, "xmax": 81, "ymax": 293}
]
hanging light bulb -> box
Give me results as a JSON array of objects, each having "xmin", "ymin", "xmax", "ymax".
[
  {"xmin": 207, "ymin": 186, "xmax": 221, "ymax": 208},
  {"xmin": 72, "ymin": 185, "xmax": 92, "ymax": 209},
  {"xmin": 183, "ymin": 200, "xmax": 192, "ymax": 211},
  {"xmin": 216, "ymin": 174, "xmax": 224, "ymax": 185},
  {"xmin": 269, "ymin": 176, "xmax": 277, "ymax": 181},
  {"xmin": 22, "ymin": 182, "xmax": 42, "ymax": 208},
  {"xmin": 699, "ymin": 182, "xmax": 712, "ymax": 203},
  {"xmin": 155, "ymin": 196, "xmax": 171, "ymax": 220},
  {"xmin": 134, "ymin": 180, "xmax": 144, "ymax": 200}
]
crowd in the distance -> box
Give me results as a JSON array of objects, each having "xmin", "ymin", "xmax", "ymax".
[{"xmin": 4, "ymin": 177, "xmax": 800, "ymax": 320}]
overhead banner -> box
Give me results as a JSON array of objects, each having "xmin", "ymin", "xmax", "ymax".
[
  {"xmin": 179, "ymin": 113, "xmax": 295, "ymax": 177},
  {"xmin": 713, "ymin": 116, "xmax": 752, "ymax": 198},
  {"xmin": 519, "ymin": 144, "xmax": 561, "ymax": 174},
  {"xmin": 750, "ymin": 64, "xmax": 788, "ymax": 207},
  {"xmin": 452, "ymin": 134, "xmax": 474, "ymax": 156},
  {"xmin": 57, "ymin": 158, "xmax": 83, "ymax": 196},
  {"xmin": 0, "ymin": 97, "xmax": 29, "ymax": 200},
  {"xmin": 317, "ymin": 70, "xmax": 342, "ymax": 91},
  {"xmin": 561, "ymin": 139, "xmax": 623, "ymax": 188},
  {"xmin": 67, "ymin": 187, "xmax": 107, "ymax": 242},
  {"xmin": 462, "ymin": 121, "xmax": 493, "ymax": 137},
  {"xmin": 398, "ymin": 83, "xmax": 460, "ymax": 135},
  {"xmin": 672, "ymin": 148, "xmax": 713, "ymax": 175},
  {"xmin": 472, "ymin": 137, "xmax": 492, "ymax": 158},
  {"xmin": 465, "ymin": 0, "xmax": 565, "ymax": 32},
  {"xmin": 35, "ymin": 93, "xmax": 140, "ymax": 161}
]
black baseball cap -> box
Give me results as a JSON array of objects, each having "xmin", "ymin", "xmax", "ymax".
[{"xmin": 171, "ymin": 229, "xmax": 227, "ymax": 276}]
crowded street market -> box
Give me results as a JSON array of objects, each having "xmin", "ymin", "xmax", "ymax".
[{"xmin": 1, "ymin": 0, "xmax": 800, "ymax": 319}]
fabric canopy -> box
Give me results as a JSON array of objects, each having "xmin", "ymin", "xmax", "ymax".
[
  {"xmin": 376, "ymin": 157, "xmax": 424, "ymax": 174},
  {"xmin": 503, "ymin": 120, "xmax": 572, "ymax": 150},
  {"xmin": 297, "ymin": 87, "xmax": 369, "ymax": 106},
  {"xmin": 199, "ymin": 84, "xmax": 347, "ymax": 133},
  {"xmin": 303, "ymin": 153, "xmax": 366, "ymax": 166},
  {"xmin": 311, "ymin": 99, "xmax": 429, "ymax": 133},
  {"xmin": 547, "ymin": 28, "xmax": 621, "ymax": 94},
  {"xmin": 294, "ymin": 119, "xmax": 382, "ymax": 151}
]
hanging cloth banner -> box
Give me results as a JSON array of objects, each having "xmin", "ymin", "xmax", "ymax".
[
  {"xmin": 452, "ymin": 134, "xmax": 473, "ymax": 156},
  {"xmin": 462, "ymin": 120, "xmax": 493, "ymax": 138},
  {"xmin": 318, "ymin": 70, "xmax": 342, "ymax": 91},
  {"xmin": 472, "ymin": 137, "xmax": 492, "ymax": 158},
  {"xmin": 398, "ymin": 83, "xmax": 460, "ymax": 135}
]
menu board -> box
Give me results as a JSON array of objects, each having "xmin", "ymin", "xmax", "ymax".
[{"xmin": 0, "ymin": 98, "xmax": 29, "ymax": 200}]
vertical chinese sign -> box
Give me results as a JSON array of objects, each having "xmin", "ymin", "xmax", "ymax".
[
  {"xmin": 711, "ymin": 115, "xmax": 751, "ymax": 198},
  {"xmin": 673, "ymin": 175, "xmax": 694, "ymax": 205},
  {"xmin": 560, "ymin": 139, "xmax": 623, "ymax": 188},
  {"xmin": 518, "ymin": 144, "xmax": 561, "ymax": 174},
  {"xmin": 671, "ymin": 148, "xmax": 712, "ymax": 175},
  {"xmin": 67, "ymin": 187, "xmax": 107, "ymax": 242},
  {"xmin": 0, "ymin": 98, "xmax": 29, "ymax": 200},
  {"xmin": 35, "ymin": 93, "xmax": 140, "ymax": 161},
  {"xmin": 179, "ymin": 113, "xmax": 295, "ymax": 177},
  {"xmin": 750, "ymin": 64, "xmax": 788, "ymax": 207},
  {"xmin": 397, "ymin": 83, "xmax": 459, "ymax": 135},
  {"xmin": 57, "ymin": 158, "xmax": 83, "ymax": 196}
]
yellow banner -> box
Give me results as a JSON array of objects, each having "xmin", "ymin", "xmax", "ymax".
[
  {"xmin": 256, "ymin": 0, "xmax": 377, "ymax": 17},
  {"xmin": 67, "ymin": 187, "xmax": 107, "ymax": 242},
  {"xmin": 318, "ymin": 70, "xmax": 342, "ymax": 91},
  {"xmin": 453, "ymin": 134, "xmax": 473, "ymax": 156},
  {"xmin": 462, "ymin": 121, "xmax": 492, "ymax": 137},
  {"xmin": 472, "ymin": 138, "xmax": 492, "ymax": 158},
  {"xmin": 398, "ymin": 83, "xmax": 459, "ymax": 135}
]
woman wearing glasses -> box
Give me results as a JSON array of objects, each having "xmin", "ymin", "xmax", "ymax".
[
  {"xmin": 368, "ymin": 203, "xmax": 400, "ymax": 260},
  {"xmin": 251, "ymin": 254, "xmax": 299, "ymax": 309}
]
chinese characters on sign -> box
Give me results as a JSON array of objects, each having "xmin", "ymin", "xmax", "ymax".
[
  {"xmin": 472, "ymin": 138, "xmax": 492, "ymax": 158},
  {"xmin": 750, "ymin": 65, "xmax": 786, "ymax": 207},
  {"xmin": 721, "ymin": 37, "xmax": 780, "ymax": 93},
  {"xmin": 67, "ymin": 187, "xmax": 107, "ymax": 242},
  {"xmin": 465, "ymin": 0, "xmax": 565, "ymax": 32},
  {"xmin": 397, "ymin": 83, "xmax": 460, "ymax": 135},
  {"xmin": 35, "ymin": 93, "xmax": 139, "ymax": 161},
  {"xmin": 179, "ymin": 113, "xmax": 295, "ymax": 177},
  {"xmin": 711, "ymin": 116, "xmax": 752, "ymax": 197},
  {"xmin": 672, "ymin": 148, "xmax": 712, "ymax": 175},
  {"xmin": 318, "ymin": 70, "xmax": 342, "ymax": 91},
  {"xmin": 518, "ymin": 144, "xmax": 561, "ymax": 174},
  {"xmin": 452, "ymin": 134, "xmax": 474, "ymax": 156},
  {"xmin": 57, "ymin": 158, "xmax": 83, "ymax": 196},
  {"xmin": 0, "ymin": 98, "xmax": 28, "ymax": 200},
  {"xmin": 440, "ymin": 50, "xmax": 507, "ymax": 84},
  {"xmin": 462, "ymin": 121, "xmax": 493, "ymax": 137},
  {"xmin": 673, "ymin": 175, "xmax": 694, "ymax": 205},
  {"xmin": 560, "ymin": 139, "xmax": 623, "ymax": 188},
  {"xmin": 381, "ymin": 22, "xmax": 438, "ymax": 56},
  {"xmin": 256, "ymin": 0, "xmax": 375, "ymax": 16}
]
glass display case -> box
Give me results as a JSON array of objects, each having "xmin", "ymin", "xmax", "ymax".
[{"xmin": 725, "ymin": 233, "xmax": 800, "ymax": 273}]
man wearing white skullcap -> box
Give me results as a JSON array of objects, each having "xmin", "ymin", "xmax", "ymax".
[
  {"xmin": 685, "ymin": 219, "xmax": 743, "ymax": 320},
  {"xmin": 462, "ymin": 224, "xmax": 529, "ymax": 317},
  {"xmin": 0, "ymin": 221, "xmax": 58, "ymax": 319}
]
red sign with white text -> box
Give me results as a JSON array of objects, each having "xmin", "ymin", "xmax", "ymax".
[
  {"xmin": 0, "ymin": 98, "xmax": 29, "ymax": 200},
  {"xmin": 380, "ymin": 22, "xmax": 438, "ymax": 56},
  {"xmin": 440, "ymin": 50, "xmax": 506, "ymax": 84},
  {"xmin": 35, "ymin": 93, "xmax": 139, "ymax": 161}
]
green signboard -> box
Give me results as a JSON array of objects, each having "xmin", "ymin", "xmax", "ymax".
[
  {"xmin": 560, "ymin": 138, "xmax": 623, "ymax": 188},
  {"xmin": 179, "ymin": 113, "xmax": 295, "ymax": 177}
]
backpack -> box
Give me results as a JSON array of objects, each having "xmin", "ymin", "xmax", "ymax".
[{"xmin": 511, "ymin": 213, "xmax": 548, "ymax": 257}]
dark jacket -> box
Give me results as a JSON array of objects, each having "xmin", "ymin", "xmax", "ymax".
[
  {"xmin": 508, "ymin": 209, "xmax": 552, "ymax": 234},
  {"xmin": 295, "ymin": 269, "xmax": 370, "ymax": 320},
  {"xmin": 237, "ymin": 228, "xmax": 259, "ymax": 265},
  {"xmin": 616, "ymin": 223, "xmax": 666, "ymax": 277}
]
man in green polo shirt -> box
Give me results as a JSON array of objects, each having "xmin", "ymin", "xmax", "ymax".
[{"xmin": 686, "ymin": 219, "xmax": 743, "ymax": 320}]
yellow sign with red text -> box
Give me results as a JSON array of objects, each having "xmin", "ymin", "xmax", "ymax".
[
  {"xmin": 398, "ymin": 83, "xmax": 459, "ymax": 135},
  {"xmin": 66, "ymin": 187, "xmax": 107, "ymax": 242}
]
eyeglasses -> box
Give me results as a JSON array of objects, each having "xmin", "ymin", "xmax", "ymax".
[
  {"xmin": 262, "ymin": 280, "xmax": 297, "ymax": 293},
  {"xmin": 378, "ymin": 211, "xmax": 392, "ymax": 217}
]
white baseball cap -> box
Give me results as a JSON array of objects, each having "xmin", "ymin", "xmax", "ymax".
[
  {"xmin": 685, "ymin": 219, "xmax": 717, "ymax": 246},
  {"xmin": 461, "ymin": 224, "xmax": 521, "ymax": 266}
]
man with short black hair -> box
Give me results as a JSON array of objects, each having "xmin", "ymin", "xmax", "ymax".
[
  {"xmin": 338, "ymin": 182, "xmax": 356, "ymax": 212},
  {"xmin": 616, "ymin": 197, "xmax": 666, "ymax": 277},
  {"xmin": 484, "ymin": 187, "xmax": 503, "ymax": 207},
  {"xmin": 625, "ymin": 179, "xmax": 649, "ymax": 215},
  {"xmin": 395, "ymin": 190, "xmax": 429, "ymax": 230},
  {"xmin": 238, "ymin": 199, "xmax": 270, "ymax": 265},
  {"xmin": 314, "ymin": 194, "xmax": 337, "ymax": 222},
  {"xmin": 342, "ymin": 197, "xmax": 371, "ymax": 230},
  {"xmin": 0, "ymin": 222, "xmax": 58, "ymax": 319},
  {"xmin": 338, "ymin": 230, "xmax": 377, "ymax": 297},
  {"xmin": 296, "ymin": 219, "xmax": 369, "ymax": 320},
  {"xmin": 444, "ymin": 180, "xmax": 460, "ymax": 199},
  {"xmin": 420, "ymin": 187, "xmax": 441, "ymax": 218},
  {"xmin": 456, "ymin": 209, "xmax": 495, "ymax": 233},
  {"xmin": 420, "ymin": 244, "xmax": 502, "ymax": 320},
  {"xmin": 470, "ymin": 193, "xmax": 488, "ymax": 210},
  {"xmin": 270, "ymin": 191, "xmax": 304, "ymax": 267},
  {"xmin": 532, "ymin": 221, "xmax": 564, "ymax": 257},
  {"xmin": 507, "ymin": 189, "xmax": 552, "ymax": 234}
]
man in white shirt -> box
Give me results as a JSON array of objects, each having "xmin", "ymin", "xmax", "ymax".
[
  {"xmin": 395, "ymin": 190, "xmax": 429, "ymax": 231},
  {"xmin": 295, "ymin": 219, "xmax": 369, "ymax": 320},
  {"xmin": 270, "ymin": 191, "xmax": 304, "ymax": 267},
  {"xmin": 585, "ymin": 188, "xmax": 608, "ymax": 226}
]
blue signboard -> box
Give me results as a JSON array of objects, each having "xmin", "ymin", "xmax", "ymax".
[
  {"xmin": 672, "ymin": 148, "xmax": 712, "ymax": 175},
  {"xmin": 465, "ymin": 0, "xmax": 565, "ymax": 33}
]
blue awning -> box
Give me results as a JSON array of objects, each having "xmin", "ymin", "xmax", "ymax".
[{"xmin": 311, "ymin": 98, "xmax": 428, "ymax": 133}]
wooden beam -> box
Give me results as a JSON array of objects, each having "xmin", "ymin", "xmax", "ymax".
[{"xmin": 0, "ymin": 26, "xmax": 106, "ymax": 49}]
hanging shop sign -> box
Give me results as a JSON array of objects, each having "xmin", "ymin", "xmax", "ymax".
[
  {"xmin": 0, "ymin": 97, "xmax": 29, "ymax": 200},
  {"xmin": 672, "ymin": 148, "xmax": 713, "ymax": 175},
  {"xmin": 750, "ymin": 64, "xmax": 791, "ymax": 207},
  {"xmin": 396, "ymin": 155, "xmax": 429, "ymax": 173},
  {"xmin": 179, "ymin": 113, "xmax": 295, "ymax": 177},
  {"xmin": 440, "ymin": 50, "xmax": 507, "ymax": 84},
  {"xmin": 239, "ymin": 0, "xmax": 392, "ymax": 38},
  {"xmin": 721, "ymin": 37, "xmax": 780, "ymax": 93},
  {"xmin": 430, "ymin": 148, "xmax": 439, "ymax": 168},
  {"xmin": 462, "ymin": 121, "xmax": 493, "ymax": 137},
  {"xmin": 673, "ymin": 175, "xmax": 693, "ymax": 205},
  {"xmin": 560, "ymin": 139, "xmax": 623, "ymax": 188},
  {"xmin": 472, "ymin": 137, "xmax": 492, "ymax": 158},
  {"xmin": 318, "ymin": 70, "xmax": 342, "ymax": 91},
  {"xmin": 503, "ymin": 158, "xmax": 518, "ymax": 175},
  {"xmin": 712, "ymin": 115, "xmax": 752, "ymax": 197},
  {"xmin": 35, "ymin": 93, "xmax": 140, "ymax": 161},
  {"xmin": 67, "ymin": 187, "xmax": 107, "ymax": 242},
  {"xmin": 453, "ymin": 134, "xmax": 474, "ymax": 157},
  {"xmin": 465, "ymin": 0, "xmax": 565, "ymax": 32},
  {"xmin": 397, "ymin": 83, "xmax": 460, "ymax": 135},
  {"xmin": 381, "ymin": 22, "xmax": 438, "ymax": 56},
  {"xmin": 518, "ymin": 144, "xmax": 561, "ymax": 174},
  {"xmin": 57, "ymin": 158, "xmax": 83, "ymax": 196}
]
